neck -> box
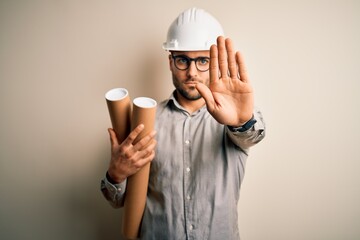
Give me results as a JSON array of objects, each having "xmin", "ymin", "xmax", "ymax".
[{"xmin": 175, "ymin": 91, "xmax": 206, "ymax": 114}]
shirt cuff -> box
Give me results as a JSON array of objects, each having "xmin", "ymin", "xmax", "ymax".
[{"xmin": 104, "ymin": 176, "xmax": 127, "ymax": 196}]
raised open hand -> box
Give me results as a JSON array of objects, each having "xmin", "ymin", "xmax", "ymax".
[{"xmin": 196, "ymin": 36, "xmax": 254, "ymax": 127}]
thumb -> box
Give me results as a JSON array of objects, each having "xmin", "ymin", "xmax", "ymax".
[
  {"xmin": 108, "ymin": 128, "xmax": 119, "ymax": 146},
  {"xmin": 196, "ymin": 82, "xmax": 215, "ymax": 112}
]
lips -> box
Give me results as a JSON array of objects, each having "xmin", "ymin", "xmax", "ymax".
[
  {"xmin": 185, "ymin": 81, "xmax": 197, "ymax": 85},
  {"xmin": 184, "ymin": 79, "xmax": 200, "ymax": 85}
]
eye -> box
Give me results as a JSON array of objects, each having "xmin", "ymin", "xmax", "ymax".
[
  {"xmin": 176, "ymin": 57, "xmax": 189, "ymax": 65},
  {"xmin": 197, "ymin": 57, "xmax": 210, "ymax": 65}
]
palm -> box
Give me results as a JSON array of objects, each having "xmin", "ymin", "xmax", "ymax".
[
  {"xmin": 197, "ymin": 37, "xmax": 254, "ymax": 126},
  {"xmin": 209, "ymin": 77, "xmax": 253, "ymax": 125}
]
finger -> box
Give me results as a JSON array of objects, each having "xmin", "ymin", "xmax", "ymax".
[
  {"xmin": 108, "ymin": 128, "xmax": 119, "ymax": 147},
  {"xmin": 236, "ymin": 51, "xmax": 249, "ymax": 83},
  {"xmin": 217, "ymin": 36, "xmax": 228, "ymax": 78},
  {"xmin": 129, "ymin": 138, "xmax": 156, "ymax": 168},
  {"xmin": 133, "ymin": 130, "xmax": 157, "ymax": 152},
  {"xmin": 210, "ymin": 44, "xmax": 219, "ymax": 84},
  {"xmin": 122, "ymin": 127, "xmax": 153, "ymax": 162},
  {"xmin": 225, "ymin": 38, "xmax": 237, "ymax": 79},
  {"xmin": 133, "ymin": 150, "xmax": 156, "ymax": 168},
  {"xmin": 196, "ymin": 82, "xmax": 215, "ymax": 112},
  {"xmin": 122, "ymin": 124, "xmax": 145, "ymax": 146},
  {"xmin": 137, "ymin": 139, "xmax": 157, "ymax": 160}
]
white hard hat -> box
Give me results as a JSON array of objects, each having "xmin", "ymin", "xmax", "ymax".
[{"xmin": 163, "ymin": 8, "xmax": 224, "ymax": 51}]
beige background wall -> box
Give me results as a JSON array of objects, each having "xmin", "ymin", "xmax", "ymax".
[{"xmin": 1, "ymin": 0, "xmax": 359, "ymax": 239}]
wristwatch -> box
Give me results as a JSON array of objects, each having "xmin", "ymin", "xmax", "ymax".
[{"xmin": 228, "ymin": 115, "xmax": 257, "ymax": 132}]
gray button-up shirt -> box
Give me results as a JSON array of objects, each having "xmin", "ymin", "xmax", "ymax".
[{"xmin": 101, "ymin": 93, "xmax": 265, "ymax": 240}]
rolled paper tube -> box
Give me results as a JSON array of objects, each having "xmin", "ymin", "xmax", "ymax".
[
  {"xmin": 105, "ymin": 88, "xmax": 131, "ymax": 143},
  {"xmin": 122, "ymin": 97, "xmax": 157, "ymax": 239}
]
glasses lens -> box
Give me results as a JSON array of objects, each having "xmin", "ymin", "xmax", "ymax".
[
  {"xmin": 196, "ymin": 57, "xmax": 210, "ymax": 72},
  {"xmin": 174, "ymin": 56, "xmax": 189, "ymax": 70}
]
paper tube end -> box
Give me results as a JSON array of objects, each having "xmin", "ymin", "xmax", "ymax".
[
  {"xmin": 105, "ymin": 88, "xmax": 129, "ymax": 101},
  {"xmin": 133, "ymin": 97, "xmax": 157, "ymax": 108}
]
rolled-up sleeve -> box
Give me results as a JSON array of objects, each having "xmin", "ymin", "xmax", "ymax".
[
  {"xmin": 226, "ymin": 108, "xmax": 266, "ymax": 153},
  {"xmin": 100, "ymin": 177, "xmax": 127, "ymax": 208}
]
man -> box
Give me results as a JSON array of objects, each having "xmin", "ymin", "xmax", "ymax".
[{"xmin": 101, "ymin": 8, "xmax": 265, "ymax": 239}]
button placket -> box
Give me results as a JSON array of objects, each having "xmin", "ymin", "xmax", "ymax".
[{"xmin": 183, "ymin": 115, "xmax": 195, "ymax": 239}]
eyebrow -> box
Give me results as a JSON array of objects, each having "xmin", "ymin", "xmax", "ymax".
[{"xmin": 172, "ymin": 54, "xmax": 210, "ymax": 59}]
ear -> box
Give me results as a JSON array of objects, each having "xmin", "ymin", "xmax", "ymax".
[{"xmin": 168, "ymin": 54, "xmax": 173, "ymax": 71}]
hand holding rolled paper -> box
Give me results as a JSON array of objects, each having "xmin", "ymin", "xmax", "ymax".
[{"xmin": 106, "ymin": 125, "xmax": 156, "ymax": 184}]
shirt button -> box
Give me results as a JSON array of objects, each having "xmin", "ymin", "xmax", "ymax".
[
  {"xmin": 186, "ymin": 195, "xmax": 191, "ymax": 200},
  {"xmin": 185, "ymin": 140, "xmax": 190, "ymax": 144},
  {"xmin": 189, "ymin": 225, "xmax": 194, "ymax": 230},
  {"xmin": 186, "ymin": 167, "xmax": 190, "ymax": 173}
]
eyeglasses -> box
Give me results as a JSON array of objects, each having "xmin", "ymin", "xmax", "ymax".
[{"xmin": 171, "ymin": 54, "xmax": 210, "ymax": 72}]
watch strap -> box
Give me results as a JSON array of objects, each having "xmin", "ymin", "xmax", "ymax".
[{"xmin": 228, "ymin": 115, "xmax": 257, "ymax": 132}]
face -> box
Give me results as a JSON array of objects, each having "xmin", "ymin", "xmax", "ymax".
[{"xmin": 169, "ymin": 51, "xmax": 210, "ymax": 101}]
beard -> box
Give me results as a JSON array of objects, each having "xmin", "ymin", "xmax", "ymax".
[
  {"xmin": 172, "ymin": 74, "xmax": 208, "ymax": 101},
  {"xmin": 177, "ymin": 85, "xmax": 202, "ymax": 100}
]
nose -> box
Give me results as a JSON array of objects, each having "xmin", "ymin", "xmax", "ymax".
[{"xmin": 186, "ymin": 61, "xmax": 198, "ymax": 78}]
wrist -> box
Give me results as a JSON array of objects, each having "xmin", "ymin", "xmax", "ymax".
[
  {"xmin": 106, "ymin": 171, "xmax": 125, "ymax": 184},
  {"xmin": 228, "ymin": 114, "xmax": 256, "ymax": 132}
]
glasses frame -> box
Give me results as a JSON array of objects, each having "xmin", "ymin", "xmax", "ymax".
[{"xmin": 171, "ymin": 54, "xmax": 210, "ymax": 72}]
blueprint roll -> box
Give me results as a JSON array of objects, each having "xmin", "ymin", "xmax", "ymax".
[
  {"xmin": 105, "ymin": 88, "xmax": 132, "ymax": 143},
  {"xmin": 122, "ymin": 97, "xmax": 157, "ymax": 239}
]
